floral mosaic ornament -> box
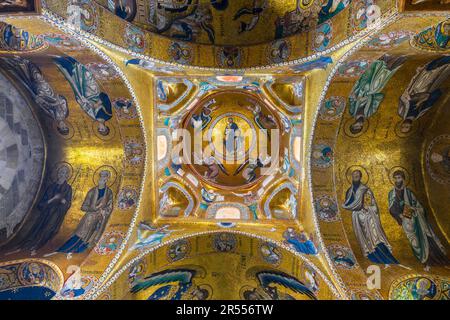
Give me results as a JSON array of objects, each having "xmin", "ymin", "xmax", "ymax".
[
  {"xmin": 336, "ymin": 59, "xmax": 370, "ymax": 78},
  {"xmin": 43, "ymin": 32, "xmax": 84, "ymax": 51},
  {"xmin": 411, "ymin": 19, "xmax": 450, "ymax": 52},
  {"xmin": 0, "ymin": 23, "xmax": 47, "ymax": 53},
  {"xmin": 366, "ymin": 30, "xmax": 414, "ymax": 49},
  {"xmin": 86, "ymin": 62, "xmax": 120, "ymax": 81}
]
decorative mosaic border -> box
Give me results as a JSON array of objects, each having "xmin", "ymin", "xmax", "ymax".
[
  {"xmin": 3, "ymin": 13, "xmax": 152, "ymax": 300},
  {"xmin": 306, "ymin": 11, "xmax": 450, "ymax": 299},
  {"xmin": 305, "ymin": 12, "xmax": 403, "ymax": 299},
  {"xmin": 89, "ymin": 230, "xmax": 343, "ymax": 300},
  {"xmin": 33, "ymin": 4, "xmax": 401, "ymax": 72}
]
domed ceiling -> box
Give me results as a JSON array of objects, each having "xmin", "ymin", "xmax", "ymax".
[
  {"xmin": 97, "ymin": 0, "xmax": 322, "ymax": 45},
  {"xmin": 0, "ymin": 1, "xmax": 448, "ymax": 301},
  {"xmin": 0, "ymin": 70, "xmax": 45, "ymax": 243},
  {"xmin": 39, "ymin": 0, "xmax": 397, "ymax": 68}
]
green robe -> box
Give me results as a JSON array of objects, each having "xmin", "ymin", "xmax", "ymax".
[
  {"xmin": 388, "ymin": 187, "xmax": 446, "ymax": 264},
  {"xmin": 349, "ymin": 60, "xmax": 401, "ymax": 120}
]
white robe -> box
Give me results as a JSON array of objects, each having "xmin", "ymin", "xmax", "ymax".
[{"xmin": 343, "ymin": 183, "xmax": 392, "ymax": 256}]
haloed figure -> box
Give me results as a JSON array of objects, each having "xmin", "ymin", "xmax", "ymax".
[
  {"xmin": 388, "ymin": 170, "xmax": 449, "ymax": 270},
  {"xmin": 9, "ymin": 165, "xmax": 73, "ymax": 255},
  {"xmin": 398, "ymin": 56, "xmax": 450, "ymax": 134},
  {"xmin": 342, "ymin": 170, "xmax": 398, "ymax": 266},
  {"xmin": 52, "ymin": 170, "xmax": 114, "ymax": 259},
  {"xmin": 224, "ymin": 117, "xmax": 242, "ymax": 156},
  {"xmin": 54, "ymin": 56, "xmax": 113, "ymax": 136},
  {"xmin": 348, "ymin": 54, "xmax": 406, "ymax": 134}
]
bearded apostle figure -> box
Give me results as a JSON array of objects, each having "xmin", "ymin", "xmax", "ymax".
[
  {"xmin": 348, "ymin": 54, "xmax": 406, "ymax": 135},
  {"xmin": 45, "ymin": 170, "xmax": 114, "ymax": 259},
  {"xmin": 54, "ymin": 56, "xmax": 113, "ymax": 136},
  {"xmin": 388, "ymin": 170, "xmax": 448, "ymax": 270},
  {"xmin": 342, "ymin": 170, "xmax": 399, "ymax": 267},
  {"xmin": 398, "ymin": 56, "xmax": 450, "ymax": 134}
]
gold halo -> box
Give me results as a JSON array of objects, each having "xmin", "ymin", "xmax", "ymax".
[
  {"xmin": 52, "ymin": 120, "xmax": 75, "ymax": 140},
  {"xmin": 345, "ymin": 165, "xmax": 369, "ymax": 185},
  {"xmin": 197, "ymin": 284, "xmax": 213, "ymax": 300},
  {"xmin": 239, "ymin": 285, "xmax": 257, "ymax": 299},
  {"xmin": 52, "ymin": 161, "xmax": 74, "ymax": 182},
  {"xmin": 92, "ymin": 121, "xmax": 116, "ymax": 141},
  {"xmin": 298, "ymin": 0, "xmax": 315, "ymax": 9},
  {"xmin": 343, "ymin": 117, "xmax": 370, "ymax": 138},
  {"xmin": 93, "ymin": 165, "xmax": 118, "ymax": 187},
  {"xmin": 394, "ymin": 120, "xmax": 419, "ymax": 138},
  {"xmin": 389, "ymin": 166, "xmax": 410, "ymax": 186}
]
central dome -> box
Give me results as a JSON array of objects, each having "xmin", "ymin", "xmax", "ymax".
[
  {"xmin": 183, "ymin": 90, "xmax": 279, "ymax": 189},
  {"xmin": 98, "ymin": 0, "xmax": 321, "ymax": 45}
]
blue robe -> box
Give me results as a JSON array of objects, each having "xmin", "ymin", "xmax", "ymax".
[
  {"xmin": 54, "ymin": 56, "xmax": 112, "ymax": 122},
  {"xmin": 286, "ymin": 237, "xmax": 318, "ymax": 255}
]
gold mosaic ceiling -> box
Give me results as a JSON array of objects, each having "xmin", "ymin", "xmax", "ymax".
[
  {"xmin": 96, "ymin": 0, "xmax": 322, "ymax": 45},
  {"xmin": 0, "ymin": 0, "xmax": 448, "ymax": 301}
]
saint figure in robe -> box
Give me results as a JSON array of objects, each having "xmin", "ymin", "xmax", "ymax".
[
  {"xmin": 54, "ymin": 56, "xmax": 112, "ymax": 136},
  {"xmin": 388, "ymin": 170, "xmax": 448, "ymax": 269},
  {"xmin": 56, "ymin": 170, "xmax": 113, "ymax": 257},
  {"xmin": 342, "ymin": 170, "xmax": 398, "ymax": 265},
  {"xmin": 348, "ymin": 54, "xmax": 406, "ymax": 134},
  {"xmin": 398, "ymin": 56, "xmax": 450, "ymax": 133}
]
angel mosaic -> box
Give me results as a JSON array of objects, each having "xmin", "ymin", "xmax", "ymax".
[
  {"xmin": 190, "ymin": 100, "xmax": 218, "ymax": 130},
  {"xmin": 194, "ymin": 153, "xmax": 229, "ymax": 182},
  {"xmin": 129, "ymin": 223, "xmax": 178, "ymax": 252},
  {"xmin": 131, "ymin": 268, "xmax": 210, "ymax": 300},
  {"xmin": 248, "ymin": 104, "xmax": 277, "ymax": 130},
  {"xmin": 283, "ymin": 228, "xmax": 318, "ymax": 255},
  {"xmin": 234, "ymin": 155, "xmax": 271, "ymax": 184},
  {"xmin": 242, "ymin": 271, "xmax": 317, "ymax": 300},
  {"xmin": 233, "ymin": 0, "xmax": 268, "ymax": 33}
]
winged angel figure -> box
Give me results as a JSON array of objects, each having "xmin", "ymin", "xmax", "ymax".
[
  {"xmin": 130, "ymin": 269, "xmax": 210, "ymax": 300},
  {"xmin": 243, "ymin": 271, "xmax": 317, "ymax": 300}
]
